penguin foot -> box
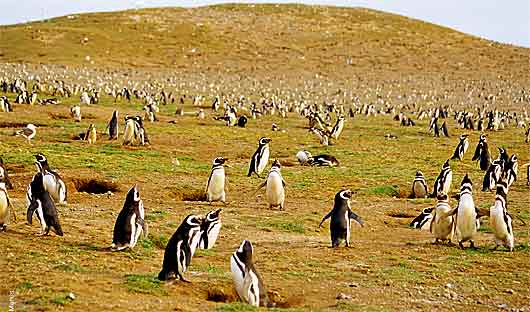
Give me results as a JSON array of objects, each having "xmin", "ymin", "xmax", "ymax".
[
  {"xmin": 469, "ymin": 241, "xmax": 477, "ymax": 249},
  {"xmin": 458, "ymin": 241, "xmax": 465, "ymax": 250},
  {"xmin": 431, "ymin": 239, "xmax": 439, "ymax": 245},
  {"xmin": 179, "ymin": 275, "xmax": 191, "ymax": 283}
]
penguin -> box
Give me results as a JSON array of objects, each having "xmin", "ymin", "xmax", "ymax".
[
  {"xmin": 0, "ymin": 158, "xmax": 13, "ymax": 189},
  {"xmin": 248, "ymin": 137, "xmax": 271, "ymax": 178},
  {"xmin": 198, "ymin": 209, "xmax": 222, "ymax": 249},
  {"xmin": 237, "ymin": 115, "xmax": 248, "ymax": 127},
  {"xmin": 452, "ymin": 174, "xmax": 480, "ymax": 249},
  {"xmin": 472, "ymin": 134, "xmax": 492, "ymax": 171},
  {"xmin": 451, "ymin": 134, "xmax": 469, "ymax": 161},
  {"xmin": 309, "ymin": 154, "xmax": 339, "ymax": 167},
  {"xmin": 330, "ymin": 115, "xmax": 345, "ymax": 140},
  {"xmin": 431, "ymin": 118, "xmax": 440, "ymax": 137},
  {"xmin": 482, "ymin": 159, "xmax": 503, "ymax": 192},
  {"xmin": 409, "ymin": 207, "xmax": 434, "ymax": 230},
  {"xmin": 504, "ymin": 154, "xmax": 518, "ymax": 188},
  {"xmin": 319, "ymin": 189, "xmax": 364, "ymax": 247},
  {"xmin": 206, "ymin": 157, "xmax": 227, "ymax": 203},
  {"xmin": 14, "ymin": 123, "xmax": 37, "ymax": 144},
  {"xmin": 107, "ymin": 110, "xmax": 119, "ymax": 140},
  {"xmin": 32, "ymin": 153, "xmax": 67, "ymax": 205},
  {"xmin": 296, "ymin": 150, "xmax": 313, "ymax": 166},
  {"xmin": 432, "ymin": 160, "xmax": 452, "ymax": 198},
  {"xmin": 70, "ymin": 105, "xmax": 81, "ymax": 122},
  {"xmin": 158, "ymin": 214, "xmax": 203, "ymax": 282},
  {"xmin": 123, "ymin": 115, "xmax": 136, "ymax": 145},
  {"xmin": 85, "ymin": 124, "xmax": 97, "ymax": 144},
  {"xmin": 254, "ymin": 159, "xmax": 286, "ymax": 210},
  {"xmin": 441, "ymin": 121, "xmax": 449, "ymax": 137},
  {"xmin": 411, "ymin": 170, "xmax": 428, "ymax": 198},
  {"xmin": 26, "ymin": 173, "xmax": 63, "ymax": 236},
  {"xmin": 0, "ymin": 180, "xmax": 11, "ymax": 231},
  {"xmin": 489, "ymin": 178, "xmax": 514, "ymax": 251},
  {"xmin": 111, "ymin": 185, "xmax": 148, "ymax": 251},
  {"xmin": 230, "ymin": 240, "xmax": 270, "ymax": 307},
  {"xmin": 430, "ymin": 193, "xmax": 454, "ymax": 243}
]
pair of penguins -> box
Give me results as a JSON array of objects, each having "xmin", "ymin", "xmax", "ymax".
[
  {"xmin": 296, "ymin": 150, "xmax": 340, "ymax": 167},
  {"xmin": 26, "ymin": 154, "xmax": 67, "ymax": 236}
]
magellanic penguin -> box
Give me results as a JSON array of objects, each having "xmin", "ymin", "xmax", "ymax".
[
  {"xmin": 84, "ymin": 124, "xmax": 97, "ymax": 144},
  {"xmin": 411, "ymin": 170, "xmax": 428, "ymax": 198},
  {"xmin": 70, "ymin": 105, "xmax": 81, "ymax": 122},
  {"xmin": 441, "ymin": 121, "xmax": 450, "ymax": 137},
  {"xmin": 432, "ymin": 160, "xmax": 452, "ymax": 198},
  {"xmin": 107, "ymin": 110, "xmax": 119, "ymax": 140},
  {"xmin": 451, "ymin": 134, "xmax": 469, "ymax": 161},
  {"xmin": 409, "ymin": 207, "xmax": 434, "ymax": 230},
  {"xmin": 0, "ymin": 157, "xmax": 13, "ymax": 189},
  {"xmin": 309, "ymin": 154, "xmax": 339, "ymax": 167},
  {"xmin": 230, "ymin": 240, "xmax": 271, "ymax": 307},
  {"xmin": 206, "ymin": 157, "xmax": 227, "ymax": 204},
  {"xmin": 330, "ymin": 115, "xmax": 345, "ymax": 140},
  {"xmin": 489, "ymin": 178, "xmax": 514, "ymax": 251},
  {"xmin": 430, "ymin": 193, "xmax": 454, "ymax": 244},
  {"xmin": 504, "ymin": 154, "xmax": 518, "ymax": 188},
  {"xmin": 158, "ymin": 214, "xmax": 203, "ymax": 282},
  {"xmin": 319, "ymin": 189, "xmax": 364, "ymax": 247},
  {"xmin": 14, "ymin": 123, "xmax": 37, "ymax": 144},
  {"xmin": 32, "ymin": 154, "xmax": 67, "ymax": 205},
  {"xmin": 296, "ymin": 150, "xmax": 313, "ymax": 166},
  {"xmin": 452, "ymin": 174, "xmax": 483, "ymax": 249},
  {"xmin": 482, "ymin": 159, "xmax": 503, "ymax": 192},
  {"xmin": 26, "ymin": 172, "xmax": 63, "ymax": 236},
  {"xmin": 248, "ymin": 137, "xmax": 271, "ymax": 178},
  {"xmin": 471, "ymin": 134, "xmax": 492, "ymax": 171},
  {"xmin": 254, "ymin": 159, "xmax": 286, "ymax": 210},
  {"xmin": 0, "ymin": 180, "xmax": 12, "ymax": 231},
  {"xmin": 111, "ymin": 185, "xmax": 148, "ymax": 251},
  {"xmin": 198, "ymin": 209, "xmax": 222, "ymax": 249}
]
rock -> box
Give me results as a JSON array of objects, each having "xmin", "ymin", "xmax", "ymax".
[
  {"xmin": 498, "ymin": 303, "xmax": 508, "ymax": 309},
  {"xmin": 505, "ymin": 289, "xmax": 515, "ymax": 294},
  {"xmin": 445, "ymin": 283, "xmax": 454, "ymax": 289},
  {"xmin": 336, "ymin": 293, "xmax": 352, "ymax": 300},
  {"xmin": 67, "ymin": 292, "xmax": 75, "ymax": 300}
]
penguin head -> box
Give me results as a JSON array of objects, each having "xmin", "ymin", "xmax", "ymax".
[
  {"xmin": 259, "ymin": 137, "xmax": 272, "ymax": 145},
  {"xmin": 35, "ymin": 153, "xmax": 47, "ymax": 165},
  {"xmin": 495, "ymin": 178, "xmax": 509, "ymax": 197},
  {"xmin": 124, "ymin": 185, "xmax": 141, "ymax": 206},
  {"xmin": 498, "ymin": 147, "xmax": 508, "ymax": 160},
  {"xmin": 235, "ymin": 240, "xmax": 254, "ymax": 263},
  {"xmin": 336, "ymin": 189, "xmax": 352, "ymax": 201},
  {"xmin": 436, "ymin": 192, "xmax": 448, "ymax": 201},
  {"xmin": 415, "ymin": 170, "xmax": 424, "ymax": 177},
  {"xmin": 461, "ymin": 174, "xmax": 473, "ymax": 186},
  {"xmin": 442, "ymin": 159, "xmax": 451, "ymax": 169},
  {"xmin": 479, "ymin": 133, "xmax": 487, "ymax": 141},
  {"xmin": 271, "ymin": 159, "xmax": 281, "ymax": 169},
  {"xmin": 212, "ymin": 157, "xmax": 227, "ymax": 166},
  {"xmin": 184, "ymin": 214, "xmax": 203, "ymax": 228},
  {"xmin": 205, "ymin": 209, "xmax": 222, "ymax": 222}
]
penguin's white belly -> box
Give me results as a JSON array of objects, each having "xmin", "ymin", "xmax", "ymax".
[
  {"xmin": 490, "ymin": 204, "xmax": 511, "ymax": 243},
  {"xmin": 433, "ymin": 206, "xmax": 453, "ymax": 239},
  {"xmin": 266, "ymin": 174, "xmax": 284, "ymax": 206},
  {"xmin": 456, "ymin": 196, "xmax": 476, "ymax": 241},
  {"xmin": 43, "ymin": 175, "xmax": 58, "ymax": 198},
  {"xmin": 442, "ymin": 172, "xmax": 452, "ymax": 193},
  {"xmin": 230, "ymin": 255, "xmax": 260, "ymax": 307},
  {"xmin": 0, "ymin": 191, "xmax": 8, "ymax": 224},
  {"xmin": 257, "ymin": 148, "xmax": 269, "ymax": 174},
  {"xmin": 230, "ymin": 256, "xmax": 246, "ymax": 299},
  {"xmin": 123, "ymin": 121, "xmax": 135, "ymax": 143},
  {"xmin": 413, "ymin": 182, "xmax": 426, "ymax": 197},
  {"xmin": 207, "ymin": 172, "xmax": 225, "ymax": 201}
]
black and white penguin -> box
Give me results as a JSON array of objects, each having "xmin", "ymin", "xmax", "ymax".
[
  {"xmin": 32, "ymin": 154, "xmax": 67, "ymax": 205},
  {"xmin": 409, "ymin": 207, "xmax": 434, "ymax": 230},
  {"xmin": 230, "ymin": 240, "xmax": 270, "ymax": 307},
  {"xmin": 471, "ymin": 134, "xmax": 492, "ymax": 171},
  {"xmin": 296, "ymin": 150, "xmax": 312, "ymax": 166},
  {"xmin": 319, "ymin": 189, "xmax": 364, "ymax": 247},
  {"xmin": 430, "ymin": 193, "xmax": 454, "ymax": 243},
  {"xmin": 489, "ymin": 178, "xmax": 514, "ymax": 251},
  {"xmin": 206, "ymin": 157, "xmax": 227, "ymax": 203},
  {"xmin": 198, "ymin": 209, "xmax": 222, "ymax": 249},
  {"xmin": 309, "ymin": 154, "xmax": 339, "ymax": 167},
  {"xmin": 237, "ymin": 115, "xmax": 248, "ymax": 127},
  {"xmin": 441, "ymin": 121, "xmax": 450, "ymax": 137},
  {"xmin": 0, "ymin": 179, "xmax": 11, "ymax": 231},
  {"xmin": 432, "ymin": 160, "xmax": 452, "ymax": 198},
  {"xmin": 107, "ymin": 110, "xmax": 119, "ymax": 140},
  {"xmin": 248, "ymin": 137, "xmax": 271, "ymax": 178},
  {"xmin": 254, "ymin": 159, "xmax": 286, "ymax": 210},
  {"xmin": 504, "ymin": 154, "xmax": 518, "ymax": 188},
  {"xmin": 158, "ymin": 214, "xmax": 203, "ymax": 282},
  {"xmin": 330, "ymin": 115, "xmax": 345, "ymax": 140},
  {"xmin": 411, "ymin": 170, "xmax": 428, "ymax": 198},
  {"xmin": 453, "ymin": 174, "xmax": 480, "ymax": 249},
  {"xmin": 70, "ymin": 105, "xmax": 81, "ymax": 122},
  {"xmin": 85, "ymin": 123, "xmax": 97, "ymax": 144},
  {"xmin": 111, "ymin": 185, "xmax": 148, "ymax": 251},
  {"xmin": 0, "ymin": 158, "xmax": 13, "ymax": 189},
  {"xmin": 26, "ymin": 173, "xmax": 63, "ymax": 236},
  {"xmin": 482, "ymin": 159, "xmax": 503, "ymax": 192},
  {"xmin": 451, "ymin": 134, "xmax": 469, "ymax": 161}
]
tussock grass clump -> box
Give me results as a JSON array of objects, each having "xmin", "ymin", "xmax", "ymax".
[
  {"xmin": 172, "ymin": 188, "xmax": 207, "ymax": 201},
  {"xmin": 207, "ymin": 287, "xmax": 238, "ymax": 303},
  {"xmin": 72, "ymin": 178, "xmax": 119, "ymax": 194},
  {"xmin": 386, "ymin": 210, "xmax": 416, "ymax": 218},
  {"xmin": 125, "ymin": 274, "xmax": 167, "ymax": 295}
]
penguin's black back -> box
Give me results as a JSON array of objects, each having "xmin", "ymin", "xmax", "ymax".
[
  {"xmin": 41, "ymin": 191, "xmax": 63, "ymax": 236},
  {"xmin": 158, "ymin": 219, "xmax": 193, "ymax": 280}
]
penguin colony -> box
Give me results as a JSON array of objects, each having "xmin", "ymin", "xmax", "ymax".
[{"xmin": 0, "ymin": 71, "xmax": 529, "ymax": 309}]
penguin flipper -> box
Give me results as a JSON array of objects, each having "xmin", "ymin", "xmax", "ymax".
[
  {"xmin": 319, "ymin": 211, "xmax": 333, "ymax": 227},
  {"xmin": 348, "ymin": 210, "xmax": 364, "ymax": 226},
  {"xmin": 252, "ymin": 180, "xmax": 267, "ymax": 197}
]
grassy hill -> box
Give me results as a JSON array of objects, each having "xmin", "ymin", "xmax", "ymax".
[{"xmin": 0, "ymin": 4, "xmax": 529, "ymax": 80}]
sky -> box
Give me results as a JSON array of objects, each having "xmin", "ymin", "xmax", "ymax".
[{"xmin": 1, "ymin": 0, "xmax": 529, "ymax": 48}]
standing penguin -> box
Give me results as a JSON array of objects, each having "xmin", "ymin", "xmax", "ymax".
[
  {"xmin": 409, "ymin": 207, "xmax": 434, "ymax": 230},
  {"xmin": 0, "ymin": 158, "xmax": 13, "ymax": 189},
  {"xmin": 430, "ymin": 193, "xmax": 454, "ymax": 244},
  {"xmin": 26, "ymin": 173, "xmax": 63, "ymax": 236},
  {"xmin": 441, "ymin": 121, "xmax": 450, "ymax": 137},
  {"xmin": 85, "ymin": 124, "xmax": 97, "ymax": 144},
  {"xmin": 472, "ymin": 134, "xmax": 492, "ymax": 171},
  {"xmin": 206, "ymin": 157, "xmax": 227, "ymax": 204},
  {"xmin": 32, "ymin": 154, "xmax": 67, "ymax": 205},
  {"xmin": 111, "ymin": 185, "xmax": 148, "ymax": 251},
  {"xmin": 489, "ymin": 178, "xmax": 514, "ymax": 251},
  {"xmin": 158, "ymin": 214, "xmax": 203, "ymax": 282},
  {"xmin": 451, "ymin": 134, "xmax": 469, "ymax": 161},
  {"xmin": 319, "ymin": 189, "xmax": 364, "ymax": 247},
  {"xmin": 504, "ymin": 154, "xmax": 518, "ymax": 188},
  {"xmin": 230, "ymin": 240, "xmax": 270, "ymax": 307},
  {"xmin": 453, "ymin": 174, "xmax": 480, "ymax": 249},
  {"xmin": 254, "ymin": 159, "xmax": 286, "ymax": 210},
  {"xmin": 330, "ymin": 115, "xmax": 345, "ymax": 140},
  {"xmin": 0, "ymin": 180, "xmax": 11, "ymax": 231},
  {"xmin": 198, "ymin": 209, "xmax": 222, "ymax": 249},
  {"xmin": 432, "ymin": 160, "xmax": 452, "ymax": 198},
  {"xmin": 70, "ymin": 105, "xmax": 81, "ymax": 122},
  {"xmin": 411, "ymin": 170, "xmax": 428, "ymax": 198},
  {"xmin": 107, "ymin": 110, "xmax": 119, "ymax": 140},
  {"xmin": 248, "ymin": 137, "xmax": 271, "ymax": 178},
  {"xmin": 482, "ymin": 159, "xmax": 503, "ymax": 192}
]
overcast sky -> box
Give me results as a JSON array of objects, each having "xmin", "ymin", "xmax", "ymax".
[{"xmin": 1, "ymin": 0, "xmax": 528, "ymax": 47}]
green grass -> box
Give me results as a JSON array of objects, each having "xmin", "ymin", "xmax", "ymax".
[
  {"xmin": 216, "ymin": 302, "xmax": 259, "ymax": 312},
  {"xmin": 258, "ymin": 220, "xmax": 305, "ymax": 234},
  {"xmin": 365, "ymin": 185, "xmax": 400, "ymax": 197},
  {"xmin": 53, "ymin": 261, "xmax": 87, "ymax": 273},
  {"xmin": 16, "ymin": 282, "xmax": 33, "ymax": 291},
  {"xmin": 125, "ymin": 274, "xmax": 167, "ymax": 295}
]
